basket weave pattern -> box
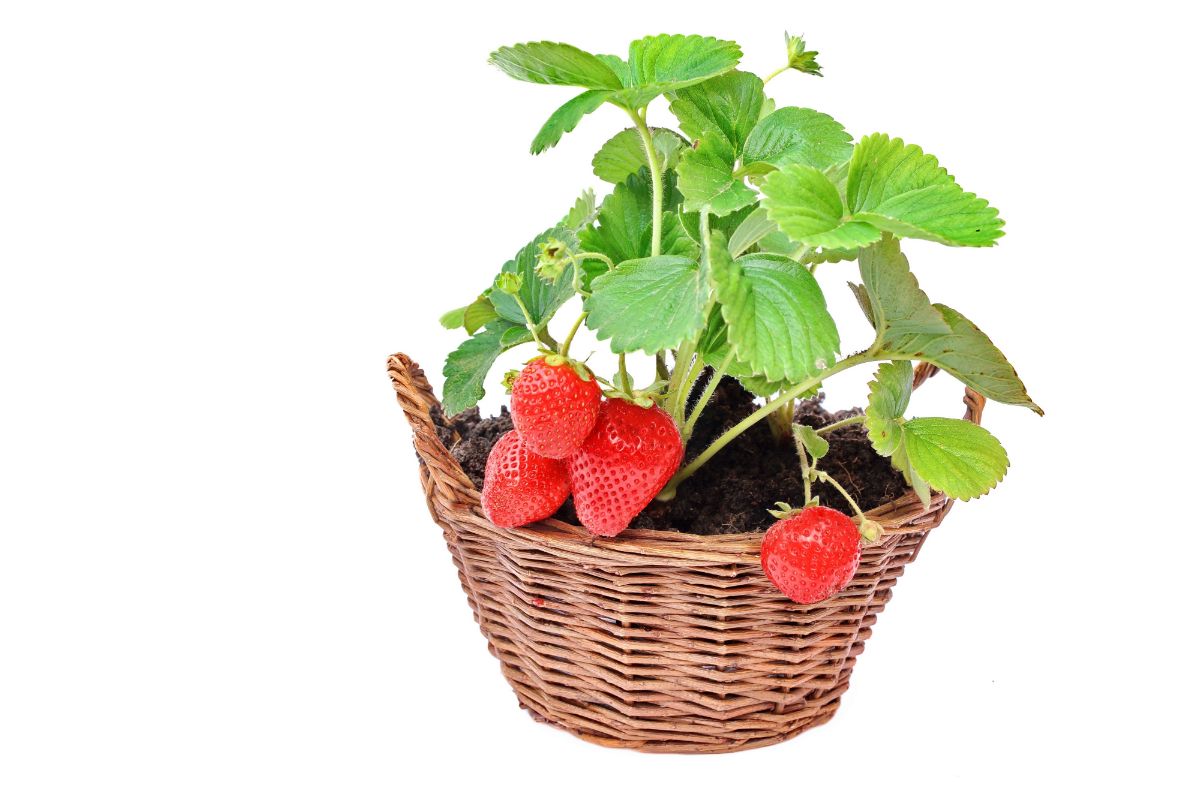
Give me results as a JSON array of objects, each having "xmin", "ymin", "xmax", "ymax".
[{"xmin": 390, "ymin": 352, "xmax": 984, "ymax": 753}]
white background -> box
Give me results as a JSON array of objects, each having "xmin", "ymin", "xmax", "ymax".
[{"xmin": 2, "ymin": 1, "xmax": 1197, "ymax": 797}]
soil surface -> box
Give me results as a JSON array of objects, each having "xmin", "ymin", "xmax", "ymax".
[{"xmin": 436, "ymin": 376, "xmax": 910, "ymax": 534}]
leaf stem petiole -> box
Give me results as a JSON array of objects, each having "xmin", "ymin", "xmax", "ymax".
[
  {"xmin": 559, "ymin": 311, "xmax": 587, "ymax": 357},
  {"xmin": 573, "ymin": 251, "xmax": 616, "ymax": 272},
  {"xmin": 812, "ymin": 468, "xmax": 868, "ymax": 524},
  {"xmin": 762, "ymin": 65, "xmax": 788, "ymax": 86},
  {"xmin": 682, "ymin": 351, "xmax": 733, "ymax": 441},
  {"xmin": 795, "ymin": 426, "xmax": 813, "ymax": 506},
  {"xmin": 627, "ymin": 108, "xmax": 664, "ymax": 258},
  {"xmin": 815, "ymin": 414, "xmax": 866, "ymax": 436},
  {"xmin": 509, "ymin": 293, "xmax": 548, "ymax": 350}
]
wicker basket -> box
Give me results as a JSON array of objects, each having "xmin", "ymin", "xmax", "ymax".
[{"xmin": 390, "ymin": 352, "xmax": 984, "ymax": 753}]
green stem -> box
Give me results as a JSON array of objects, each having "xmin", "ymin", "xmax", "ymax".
[
  {"xmin": 813, "ymin": 469, "xmax": 868, "ymax": 524},
  {"xmin": 510, "ymin": 294, "xmax": 547, "ymax": 349},
  {"xmin": 683, "ymin": 351, "xmax": 733, "ymax": 440},
  {"xmin": 656, "ymin": 352, "xmax": 669, "ymax": 382},
  {"xmin": 762, "ymin": 65, "xmax": 788, "ymax": 86},
  {"xmin": 559, "ymin": 312, "xmax": 586, "ymax": 356},
  {"xmin": 618, "ymin": 354, "xmax": 632, "ymax": 395},
  {"xmin": 673, "ymin": 353, "xmax": 703, "ymax": 425},
  {"xmin": 795, "ymin": 427, "xmax": 813, "ymax": 506},
  {"xmin": 816, "ymin": 414, "xmax": 866, "ymax": 436},
  {"xmin": 573, "ymin": 251, "xmax": 616, "ymax": 271},
  {"xmin": 664, "ymin": 207, "xmax": 713, "ymax": 424},
  {"xmin": 629, "ymin": 109, "xmax": 664, "ymax": 257},
  {"xmin": 659, "ymin": 351, "xmax": 879, "ymax": 497}
]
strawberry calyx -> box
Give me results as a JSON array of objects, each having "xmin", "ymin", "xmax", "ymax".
[
  {"xmin": 858, "ymin": 518, "xmax": 884, "ymax": 543},
  {"xmin": 602, "ymin": 379, "xmax": 667, "ymax": 409},
  {"xmin": 529, "ymin": 351, "xmax": 595, "ymax": 385},
  {"xmin": 767, "ymin": 500, "xmax": 883, "ymax": 543}
]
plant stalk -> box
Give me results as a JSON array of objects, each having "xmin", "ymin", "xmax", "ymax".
[
  {"xmin": 815, "ymin": 414, "xmax": 866, "ymax": 436},
  {"xmin": 795, "ymin": 427, "xmax": 813, "ymax": 506},
  {"xmin": 762, "ymin": 65, "xmax": 788, "ymax": 86},
  {"xmin": 629, "ymin": 109, "xmax": 664, "ymax": 257},
  {"xmin": 510, "ymin": 293, "xmax": 548, "ymax": 350},
  {"xmin": 682, "ymin": 351, "xmax": 733, "ymax": 441},
  {"xmin": 663, "ymin": 208, "xmax": 710, "ymax": 425},
  {"xmin": 813, "ymin": 469, "xmax": 868, "ymax": 524},
  {"xmin": 559, "ymin": 312, "xmax": 587, "ymax": 356}
]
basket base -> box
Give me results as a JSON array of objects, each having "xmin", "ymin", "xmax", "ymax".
[{"xmin": 521, "ymin": 699, "xmax": 841, "ymax": 754}]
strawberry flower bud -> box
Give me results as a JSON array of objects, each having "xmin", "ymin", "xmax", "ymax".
[
  {"xmin": 494, "ymin": 272, "xmax": 524, "ymax": 295},
  {"xmin": 535, "ymin": 238, "xmax": 570, "ymax": 283},
  {"xmin": 785, "ymin": 32, "xmax": 823, "ymax": 76}
]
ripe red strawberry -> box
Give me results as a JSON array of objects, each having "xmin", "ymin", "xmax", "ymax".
[
  {"xmin": 481, "ymin": 430, "xmax": 570, "ymax": 528},
  {"xmin": 568, "ymin": 399, "xmax": 683, "ymax": 537},
  {"xmin": 760, "ymin": 506, "xmax": 863, "ymax": 604},
  {"xmin": 510, "ymin": 356, "xmax": 601, "ymax": 459}
]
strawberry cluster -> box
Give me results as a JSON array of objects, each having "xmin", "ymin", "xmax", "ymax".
[
  {"xmin": 481, "ymin": 356, "xmax": 683, "ymax": 538},
  {"xmin": 480, "ymin": 355, "xmax": 867, "ymax": 605}
]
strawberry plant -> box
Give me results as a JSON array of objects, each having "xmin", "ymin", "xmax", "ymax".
[{"xmin": 439, "ymin": 32, "xmax": 1041, "ymax": 593}]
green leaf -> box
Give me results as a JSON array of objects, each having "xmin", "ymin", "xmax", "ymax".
[
  {"xmin": 865, "ymin": 361, "xmax": 914, "ymax": 458},
  {"xmin": 677, "ymin": 130, "xmax": 757, "ymax": 215},
  {"xmin": 584, "ymin": 255, "xmax": 706, "ymax": 354},
  {"xmin": 807, "ymin": 245, "xmax": 858, "ymax": 265},
  {"xmin": 727, "ymin": 206, "xmax": 777, "ymax": 257},
  {"xmin": 847, "ymin": 133, "xmax": 1004, "ymax": 246},
  {"xmin": 442, "ymin": 320, "xmax": 533, "ymax": 417},
  {"xmin": 884, "ymin": 304, "xmax": 1044, "ymax": 414},
  {"xmin": 901, "ymin": 417, "xmax": 1009, "ymax": 500},
  {"xmin": 439, "ymin": 295, "xmax": 500, "ymax": 334},
  {"xmin": 696, "ymin": 309, "xmax": 796, "ymax": 397},
  {"xmin": 758, "ymin": 133, "xmax": 1004, "ymax": 248},
  {"xmin": 855, "ymin": 234, "xmax": 952, "ymax": 338},
  {"xmin": 894, "ymin": 448, "xmax": 932, "ymax": 507},
  {"xmin": 855, "ymin": 237, "xmax": 1040, "ymax": 413},
  {"xmin": 489, "ymin": 42, "xmax": 623, "ymax": 89},
  {"xmin": 463, "ymin": 296, "xmax": 499, "ymax": 335},
  {"xmin": 499, "ymin": 324, "xmax": 534, "ymax": 348},
  {"xmin": 592, "ymin": 128, "xmax": 686, "ymax": 183},
  {"xmin": 561, "ymin": 188, "xmax": 597, "ymax": 230},
  {"xmin": 757, "ymin": 230, "xmax": 857, "ymax": 267},
  {"xmin": 761, "ymin": 164, "xmax": 881, "ymax": 249},
  {"xmin": 668, "ymin": 70, "xmax": 764, "ymax": 151},
  {"xmin": 679, "ymin": 203, "xmax": 756, "ymax": 245},
  {"xmin": 595, "ymin": 54, "xmax": 631, "ymax": 85},
  {"xmin": 741, "ymin": 107, "xmax": 852, "ymax": 173},
  {"xmin": 860, "ymin": 360, "xmax": 936, "ymax": 507},
  {"xmin": 710, "ymin": 248, "xmax": 840, "ymax": 383},
  {"xmin": 610, "ymin": 34, "xmax": 742, "ymax": 108},
  {"xmin": 579, "ymin": 168, "xmax": 694, "ymax": 266},
  {"xmin": 530, "ymin": 89, "xmax": 611, "ymax": 154},
  {"xmin": 439, "ymin": 306, "xmax": 466, "ymax": 330},
  {"xmin": 796, "ymin": 424, "xmax": 830, "ymax": 459},
  {"xmin": 489, "ymin": 227, "xmax": 578, "ymax": 328}
]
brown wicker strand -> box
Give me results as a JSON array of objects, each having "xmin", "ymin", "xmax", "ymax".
[{"xmin": 389, "ymin": 352, "xmax": 984, "ymax": 753}]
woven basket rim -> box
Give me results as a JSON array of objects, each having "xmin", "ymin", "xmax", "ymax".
[{"xmin": 389, "ymin": 351, "xmax": 984, "ymax": 561}]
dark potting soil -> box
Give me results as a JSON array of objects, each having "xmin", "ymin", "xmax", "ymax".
[{"xmin": 437, "ymin": 376, "xmax": 909, "ymax": 534}]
